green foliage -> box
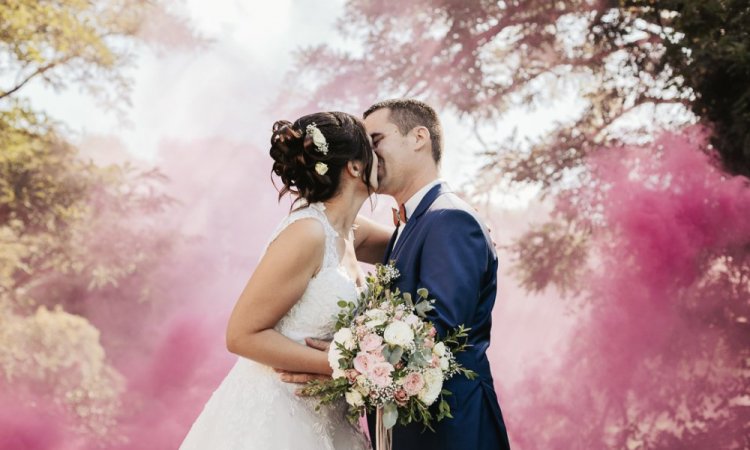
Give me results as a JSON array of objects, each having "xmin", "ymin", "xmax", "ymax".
[
  {"xmin": 622, "ymin": 0, "xmax": 750, "ymax": 177},
  {"xmin": 440, "ymin": 325, "xmax": 473, "ymax": 356},
  {"xmin": 299, "ymin": 376, "xmax": 350, "ymax": 407},
  {"xmin": 0, "ymin": 0, "xmax": 194, "ymax": 442},
  {"xmin": 510, "ymin": 220, "xmax": 590, "ymax": 298},
  {"xmin": 0, "ymin": 305, "xmax": 124, "ymax": 439},
  {"xmin": 0, "ymin": 103, "xmax": 174, "ymax": 311},
  {"xmin": 0, "ymin": 0, "xmax": 195, "ymax": 309},
  {"xmin": 0, "ymin": 0, "xmax": 198, "ymax": 108}
]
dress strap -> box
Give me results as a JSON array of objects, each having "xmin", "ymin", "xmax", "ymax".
[{"xmin": 263, "ymin": 203, "xmax": 341, "ymax": 269}]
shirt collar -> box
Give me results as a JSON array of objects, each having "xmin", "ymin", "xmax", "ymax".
[{"xmin": 403, "ymin": 179, "xmax": 442, "ymax": 220}]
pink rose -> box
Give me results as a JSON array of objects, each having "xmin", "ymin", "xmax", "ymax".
[
  {"xmin": 353, "ymin": 352, "xmax": 375, "ymax": 374},
  {"xmin": 360, "ymin": 333, "xmax": 383, "ymax": 352},
  {"xmin": 370, "ymin": 345, "xmax": 386, "ymax": 362},
  {"xmin": 345, "ymin": 369, "xmax": 360, "ymax": 383},
  {"xmin": 394, "ymin": 388, "xmax": 409, "ymax": 406},
  {"xmin": 370, "ymin": 362, "xmax": 394, "ymax": 388},
  {"xmin": 423, "ymin": 337, "xmax": 434, "ymax": 349},
  {"xmin": 431, "ymin": 355, "xmax": 440, "ymax": 368},
  {"xmin": 402, "ymin": 372, "xmax": 425, "ymax": 396},
  {"xmin": 428, "ymin": 327, "xmax": 437, "ymax": 337},
  {"xmin": 394, "ymin": 310, "xmax": 404, "ymax": 320}
]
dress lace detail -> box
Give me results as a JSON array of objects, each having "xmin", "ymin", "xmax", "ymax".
[{"xmin": 180, "ymin": 203, "xmax": 370, "ymax": 450}]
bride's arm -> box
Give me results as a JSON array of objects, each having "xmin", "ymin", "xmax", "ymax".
[
  {"xmin": 225, "ymin": 219, "xmax": 331, "ymax": 375},
  {"xmin": 353, "ymin": 214, "xmax": 393, "ymax": 264}
]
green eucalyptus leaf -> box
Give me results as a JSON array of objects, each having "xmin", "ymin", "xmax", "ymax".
[
  {"xmin": 387, "ymin": 346, "xmax": 403, "ymax": 365},
  {"xmin": 383, "ymin": 402, "xmax": 398, "ymax": 429}
]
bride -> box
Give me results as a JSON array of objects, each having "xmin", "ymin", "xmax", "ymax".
[{"xmin": 180, "ymin": 111, "xmax": 389, "ymax": 449}]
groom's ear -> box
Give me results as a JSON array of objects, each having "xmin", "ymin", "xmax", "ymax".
[{"xmin": 412, "ymin": 126, "xmax": 431, "ymax": 152}]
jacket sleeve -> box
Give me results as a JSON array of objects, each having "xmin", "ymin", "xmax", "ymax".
[{"xmin": 417, "ymin": 209, "xmax": 489, "ymax": 337}]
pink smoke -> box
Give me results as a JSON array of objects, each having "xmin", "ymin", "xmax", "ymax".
[
  {"xmin": 497, "ymin": 127, "xmax": 750, "ymax": 449},
  {"xmin": 105, "ymin": 137, "xmax": 291, "ymax": 448}
]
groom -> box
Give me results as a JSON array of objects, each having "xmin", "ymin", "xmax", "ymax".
[
  {"xmin": 358, "ymin": 99, "xmax": 510, "ymax": 450},
  {"xmin": 280, "ymin": 99, "xmax": 511, "ymax": 449}
]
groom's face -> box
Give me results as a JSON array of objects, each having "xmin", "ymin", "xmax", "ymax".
[{"xmin": 364, "ymin": 108, "xmax": 412, "ymax": 195}]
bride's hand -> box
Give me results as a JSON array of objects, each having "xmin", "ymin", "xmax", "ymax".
[
  {"xmin": 304, "ymin": 337, "xmax": 330, "ymax": 352},
  {"xmin": 275, "ymin": 337, "xmax": 332, "ymax": 392},
  {"xmin": 275, "ymin": 369, "xmax": 329, "ymax": 385},
  {"xmin": 275, "ymin": 368, "xmax": 330, "ymax": 396}
]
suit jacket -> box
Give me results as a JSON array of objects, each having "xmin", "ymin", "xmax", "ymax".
[{"xmin": 367, "ymin": 182, "xmax": 511, "ymax": 450}]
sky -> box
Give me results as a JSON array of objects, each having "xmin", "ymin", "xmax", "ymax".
[{"xmin": 18, "ymin": 0, "xmax": 499, "ymax": 191}]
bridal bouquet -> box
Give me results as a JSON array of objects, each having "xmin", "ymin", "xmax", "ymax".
[{"xmin": 301, "ymin": 262, "xmax": 475, "ymax": 448}]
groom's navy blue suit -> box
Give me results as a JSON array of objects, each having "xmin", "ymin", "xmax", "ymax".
[{"xmin": 367, "ymin": 182, "xmax": 511, "ymax": 450}]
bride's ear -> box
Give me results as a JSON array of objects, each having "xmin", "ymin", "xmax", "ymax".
[{"xmin": 346, "ymin": 160, "xmax": 362, "ymax": 178}]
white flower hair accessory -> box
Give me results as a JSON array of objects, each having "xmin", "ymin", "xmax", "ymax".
[
  {"xmin": 315, "ymin": 162, "xmax": 329, "ymax": 176},
  {"xmin": 306, "ymin": 122, "xmax": 329, "ymax": 155}
]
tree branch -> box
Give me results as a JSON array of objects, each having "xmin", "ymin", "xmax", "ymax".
[{"xmin": 0, "ymin": 58, "xmax": 71, "ymax": 100}]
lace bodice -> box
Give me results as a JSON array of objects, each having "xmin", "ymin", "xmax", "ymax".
[{"xmin": 266, "ymin": 203, "xmax": 359, "ymax": 343}]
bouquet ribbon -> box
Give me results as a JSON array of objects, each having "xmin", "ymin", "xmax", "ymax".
[{"xmin": 375, "ymin": 407, "xmax": 393, "ymax": 450}]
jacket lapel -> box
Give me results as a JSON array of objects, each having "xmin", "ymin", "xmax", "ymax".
[
  {"xmin": 382, "ymin": 226, "xmax": 399, "ymax": 264},
  {"xmin": 390, "ymin": 182, "xmax": 448, "ymax": 259}
]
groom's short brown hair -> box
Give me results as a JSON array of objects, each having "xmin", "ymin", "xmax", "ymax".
[{"xmin": 364, "ymin": 99, "xmax": 443, "ymax": 164}]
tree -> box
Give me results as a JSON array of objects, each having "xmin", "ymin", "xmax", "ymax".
[
  {"xmin": 282, "ymin": 1, "xmax": 750, "ymax": 447},
  {"xmin": 0, "ymin": 0, "xmax": 197, "ymax": 109},
  {"xmin": 279, "ymin": 0, "xmax": 691, "ymax": 188},
  {"xmin": 622, "ymin": 0, "xmax": 750, "ymax": 177},
  {"xmin": 0, "ymin": 0, "xmax": 196, "ymax": 444}
]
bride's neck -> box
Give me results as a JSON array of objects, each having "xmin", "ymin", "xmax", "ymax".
[{"xmin": 322, "ymin": 190, "xmax": 368, "ymax": 238}]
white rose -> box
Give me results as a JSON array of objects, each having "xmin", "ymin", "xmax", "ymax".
[
  {"xmin": 314, "ymin": 161, "xmax": 329, "ymax": 176},
  {"xmin": 365, "ymin": 309, "xmax": 388, "ymax": 328},
  {"xmin": 354, "ymin": 375, "xmax": 369, "ymax": 396},
  {"xmin": 365, "ymin": 309, "xmax": 387, "ymax": 321},
  {"xmin": 327, "ymin": 346, "xmax": 343, "ymax": 370},
  {"xmin": 345, "ymin": 390, "xmax": 364, "ymax": 407},
  {"xmin": 332, "ymin": 368, "xmax": 346, "ymax": 379},
  {"xmin": 404, "ymin": 313, "xmax": 422, "ymax": 329},
  {"xmin": 418, "ymin": 367, "xmax": 444, "ymax": 405},
  {"xmin": 433, "ymin": 342, "xmax": 446, "ymax": 357},
  {"xmin": 439, "ymin": 356, "xmax": 449, "ymax": 371},
  {"xmin": 311, "ymin": 127, "xmax": 327, "ymax": 150},
  {"xmin": 355, "ymin": 374, "xmax": 367, "ymax": 384},
  {"xmin": 333, "ymin": 327, "xmax": 356, "ymax": 350},
  {"xmin": 383, "ymin": 320, "xmax": 415, "ymax": 347}
]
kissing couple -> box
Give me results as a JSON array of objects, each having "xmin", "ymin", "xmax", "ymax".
[{"xmin": 180, "ymin": 99, "xmax": 511, "ymax": 450}]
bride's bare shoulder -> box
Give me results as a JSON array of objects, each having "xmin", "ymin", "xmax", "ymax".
[{"xmin": 266, "ymin": 216, "xmax": 327, "ymax": 257}]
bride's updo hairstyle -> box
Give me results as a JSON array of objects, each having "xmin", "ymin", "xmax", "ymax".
[{"xmin": 270, "ymin": 111, "xmax": 374, "ymax": 205}]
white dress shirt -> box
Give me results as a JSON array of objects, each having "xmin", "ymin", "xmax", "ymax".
[{"xmin": 393, "ymin": 179, "xmax": 443, "ymax": 246}]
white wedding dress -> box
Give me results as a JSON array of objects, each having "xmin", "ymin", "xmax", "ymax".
[{"xmin": 180, "ymin": 203, "xmax": 371, "ymax": 450}]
